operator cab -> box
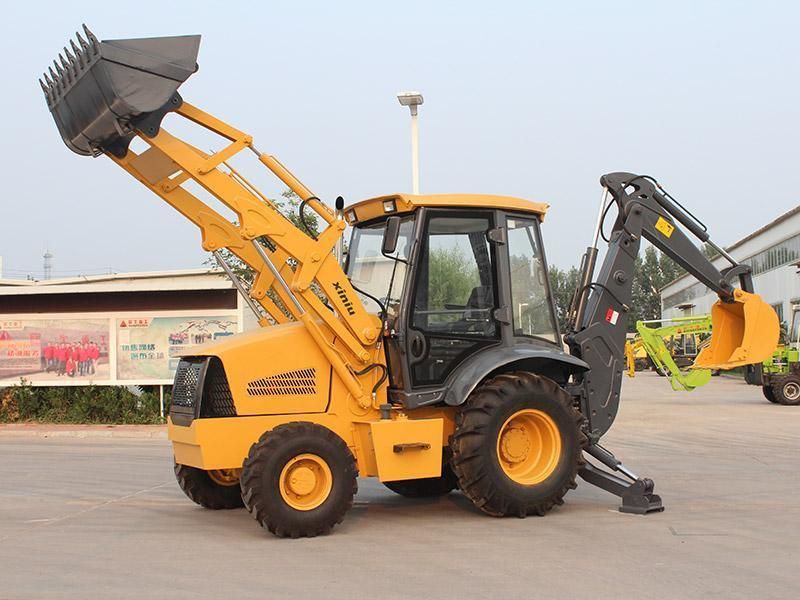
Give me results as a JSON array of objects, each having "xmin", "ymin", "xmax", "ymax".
[{"xmin": 345, "ymin": 193, "xmax": 574, "ymax": 408}]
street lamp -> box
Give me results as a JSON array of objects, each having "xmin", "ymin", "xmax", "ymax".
[{"xmin": 397, "ymin": 91, "xmax": 423, "ymax": 194}]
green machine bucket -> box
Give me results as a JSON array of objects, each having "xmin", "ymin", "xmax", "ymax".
[{"xmin": 39, "ymin": 25, "xmax": 200, "ymax": 158}]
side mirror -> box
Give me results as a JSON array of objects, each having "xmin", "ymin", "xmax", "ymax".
[{"xmin": 382, "ymin": 216, "xmax": 401, "ymax": 255}]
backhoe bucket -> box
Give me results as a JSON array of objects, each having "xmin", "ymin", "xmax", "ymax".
[
  {"xmin": 40, "ymin": 25, "xmax": 199, "ymax": 157},
  {"xmin": 693, "ymin": 290, "xmax": 779, "ymax": 370}
]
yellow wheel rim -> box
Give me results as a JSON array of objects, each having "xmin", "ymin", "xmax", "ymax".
[
  {"xmin": 279, "ymin": 453, "xmax": 333, "ymax": 511},
  {"xmin": 496, "ymin": 409, "xmax": 561, "ymax": 485},
  {"xmin": 207, "ymin": 468, "xmax": 241, "ymax": 487}
]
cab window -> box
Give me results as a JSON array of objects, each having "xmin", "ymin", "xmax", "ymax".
[{"xmin": 506, "ymin": 217, "xmax": 558, "ymax": 342}]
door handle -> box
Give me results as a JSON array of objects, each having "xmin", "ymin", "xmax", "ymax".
[{"xmin": 407, "ymin": 329, "xmax": 427, "ymax": 364}]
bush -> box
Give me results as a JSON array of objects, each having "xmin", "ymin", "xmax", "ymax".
[{"xmin": 0, "ymin": 381, "xmax": 169, "ymax": 424}]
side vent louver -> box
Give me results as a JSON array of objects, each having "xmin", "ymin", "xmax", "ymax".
[{"xmin": 247, "ymin": 368, "xmax": 317, "ymax": 397}]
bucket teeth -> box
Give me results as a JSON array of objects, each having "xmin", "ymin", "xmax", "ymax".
[
  {"xmin": 82, "ymin": 24, "xmax": 100, "ymax": 55},
  {"xmin": 41, "ymin": 72, "xmax": 54, "ymax": 104},
  {"xmin": 40, "ymin": 26, "xmax": 101, "ymax": 101},
  {"xmin": 76, "ymin": 30, "xmax": 90, "ymax": 54},
  {"xmin": 58, "ymin": 54, "xmax": 72, "ymax": 83},
  {"xmin": 70, "ymin": 40, "xmax": 83, "ymax": 68},
  {"xmin": 63, "ymin": 47, "xmax": 78, "ymax": 78}
]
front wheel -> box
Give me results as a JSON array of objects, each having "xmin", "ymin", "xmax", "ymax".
[
  {"xmin": 772, "ymin": 375, "xmax": 800, "ymax": 406},
  {"xmin": 451, "ymin": 372, "xmax": 585, "ymax": 518},
  {"xmin": 240, "ymin": 422, "xmax": 358, "ymax": 538},
  {"xmin": 174, "ymin": 463, "xmax": 244, "ymax": 509}
]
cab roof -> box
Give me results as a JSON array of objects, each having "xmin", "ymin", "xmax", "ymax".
[{"xmin": 346, "ymin": 193, "xmax": 550, "ymax": 225}]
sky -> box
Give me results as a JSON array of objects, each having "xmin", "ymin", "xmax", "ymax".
[{"xmin": 1, "ymin": 0, "xmax": 798, "ymax": 279}]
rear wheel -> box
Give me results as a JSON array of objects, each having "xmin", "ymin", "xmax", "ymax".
[
  {"xmin": 174, "ymin": 463, "xmax": 244, "ymax": 509},
  {"xmin": 772, "ymin": 375, "xmax": 800, "ymax": 406},
  {"xmin": 763, "ymin": 385, "xmax": 778, "ymax": 403},
  {"xmin": 383, "ymin": 462, "xmax": 458, "ymax": 498},
  {"xmin": 451, "ymin": 372, "xmax": 585, "ymax": 517},
  {"xmin": 240, "ymin": 422, "xmax": 357, "ymax": 538}
]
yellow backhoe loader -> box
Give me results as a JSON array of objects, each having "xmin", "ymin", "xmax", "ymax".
[{"xmin": 40, "ymin": 27, "xmax": 780, "ymax": 537}]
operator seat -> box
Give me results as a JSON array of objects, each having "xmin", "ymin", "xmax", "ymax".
[{"xmin": 455, "ymin": 285, "xmax": 496, "ymax": 335}]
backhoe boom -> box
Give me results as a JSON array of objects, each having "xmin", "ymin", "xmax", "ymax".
[{"xmin": 566, "ymin": 172, "xmax": 779, "ymax": 439}]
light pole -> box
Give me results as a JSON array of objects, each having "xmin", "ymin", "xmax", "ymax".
[{"xmin": 397, "ymin": 91, "xmax": 423, "ymax": 194}]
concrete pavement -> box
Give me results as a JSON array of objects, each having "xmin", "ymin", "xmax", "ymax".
[{"xmin": 0, "ymin": 373, "xmax": 798, "ymax": 599}]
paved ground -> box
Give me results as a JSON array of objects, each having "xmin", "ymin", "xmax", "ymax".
[{"xmin": 0, "ymin": 373, "xmax": 798, "ymax": 599}]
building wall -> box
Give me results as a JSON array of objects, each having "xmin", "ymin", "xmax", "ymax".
[{"xmin": 661, "ymin": 209, "xmax": 800, "ymax": 324}]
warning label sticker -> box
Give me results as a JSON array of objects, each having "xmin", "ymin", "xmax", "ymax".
[
  {"xmin": 655, "ymin": 216, "xmax": 675, "ymax": 238},
  {"xmin": 605, "ymin": 308, "xmax": 620, "ymax": 325}
]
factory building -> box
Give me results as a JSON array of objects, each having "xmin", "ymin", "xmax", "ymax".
[{"xmin": 661, "ymin": 206, "xmax": 800, "ymax": 327}]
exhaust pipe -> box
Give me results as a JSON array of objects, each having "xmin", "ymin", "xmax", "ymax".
[{"xmin": 39, "ymin": 25, "xmax": 200, "ymax": 158}]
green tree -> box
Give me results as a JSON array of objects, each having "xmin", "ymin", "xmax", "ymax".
[
  {"xmin": 550, "ymin": 246, "xmax": 687, "ymax": 334},
  {"xmin": 629, "ymin": 246, "xmax": 687, "ymax": 331},
  {"xmin": 548, "ymin": 265, "xmax": 580, "ymax": 332},
  {"xmin": 428, "ymin": 246, "xmax": 479, "ymax": 311}
]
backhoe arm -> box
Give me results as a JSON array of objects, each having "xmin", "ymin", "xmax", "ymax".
[{"xmin": 566, "ymin": 172, "xmax": 779, "ymax": 440}]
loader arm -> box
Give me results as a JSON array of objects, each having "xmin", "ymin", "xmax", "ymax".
[
  {"xmin": 39, "ymin": 27, "xmax": 381, "ymax": 405},
  {"xmin": 565, "ymin": 172, "xmax": 779, "ymax": 440}
]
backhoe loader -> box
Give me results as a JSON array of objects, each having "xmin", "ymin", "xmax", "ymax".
[{"xmin": 40, "ymin": 27, "xmax": 780, "ymax": 537}]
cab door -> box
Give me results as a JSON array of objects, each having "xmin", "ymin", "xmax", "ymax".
[{"xmin": 402, "ymin": 210, "xmax": 502, "ymax": 388}]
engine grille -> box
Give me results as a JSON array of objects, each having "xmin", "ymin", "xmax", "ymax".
[
  {"xmin": 171, "ymin": 357, "xmax": 237, "ymax": 424},
  {"xmin": 172, "ymin": 359, "xmax": 204, "ymax": 408},
  {"xmin": 200, "ymin": 358, "xmax": 236, "ymax": 417},
  {"xmin": 247, "ymin": 368, "xmax": 317, "ymax": 397}
]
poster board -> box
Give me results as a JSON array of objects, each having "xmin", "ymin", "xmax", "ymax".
[{"xmin": 0, "ymin": 310, "xmax": 240, "ymax": 387}]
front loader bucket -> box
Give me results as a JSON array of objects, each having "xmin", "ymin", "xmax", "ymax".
[
  {"xmin": 40, "ymin": 25, "xmax": 199, "ymax": 157},
  {"xmin": 694, "ymin": 290, "xmax": 779, "ymax": 370}
]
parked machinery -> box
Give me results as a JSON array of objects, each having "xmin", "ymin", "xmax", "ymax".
[
  {"xmin": 625, "ymin": 316, "xmax": 714, "ymax": 390},
  {"xmin": 752, "ymin": 304, "xmax": 800, "ymax": 405}
]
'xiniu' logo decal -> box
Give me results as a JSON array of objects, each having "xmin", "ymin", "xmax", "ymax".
[{"xmin": 333, "ymin": 282, "xmax": 356, "ymax": 316}]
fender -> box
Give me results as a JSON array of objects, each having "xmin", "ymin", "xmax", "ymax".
[
  {"xmin": 443, "ymin": 343, "xmax": 589, "ymax": 407},
  {"xmin": 392, "ymin": 343, "xmax": 589, "ymax": 409}
]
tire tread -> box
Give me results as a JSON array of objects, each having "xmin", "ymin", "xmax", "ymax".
[
  {"xmin": 240, "ymin": 422, "xmax": 357, "ymax": 538},
  {"xmin": 450, "ymin": 371, "xmax": 586, "ymax": 518}
]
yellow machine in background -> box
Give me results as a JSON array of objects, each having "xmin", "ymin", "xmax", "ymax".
[{"xmin": 41, "ymin": 27, "xmax": 779, "ymax": 536}]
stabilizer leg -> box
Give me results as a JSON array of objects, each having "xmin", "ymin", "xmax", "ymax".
[{"xmin": 578, "ymin": 444, "xmax": 664, "ymax": 515}]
